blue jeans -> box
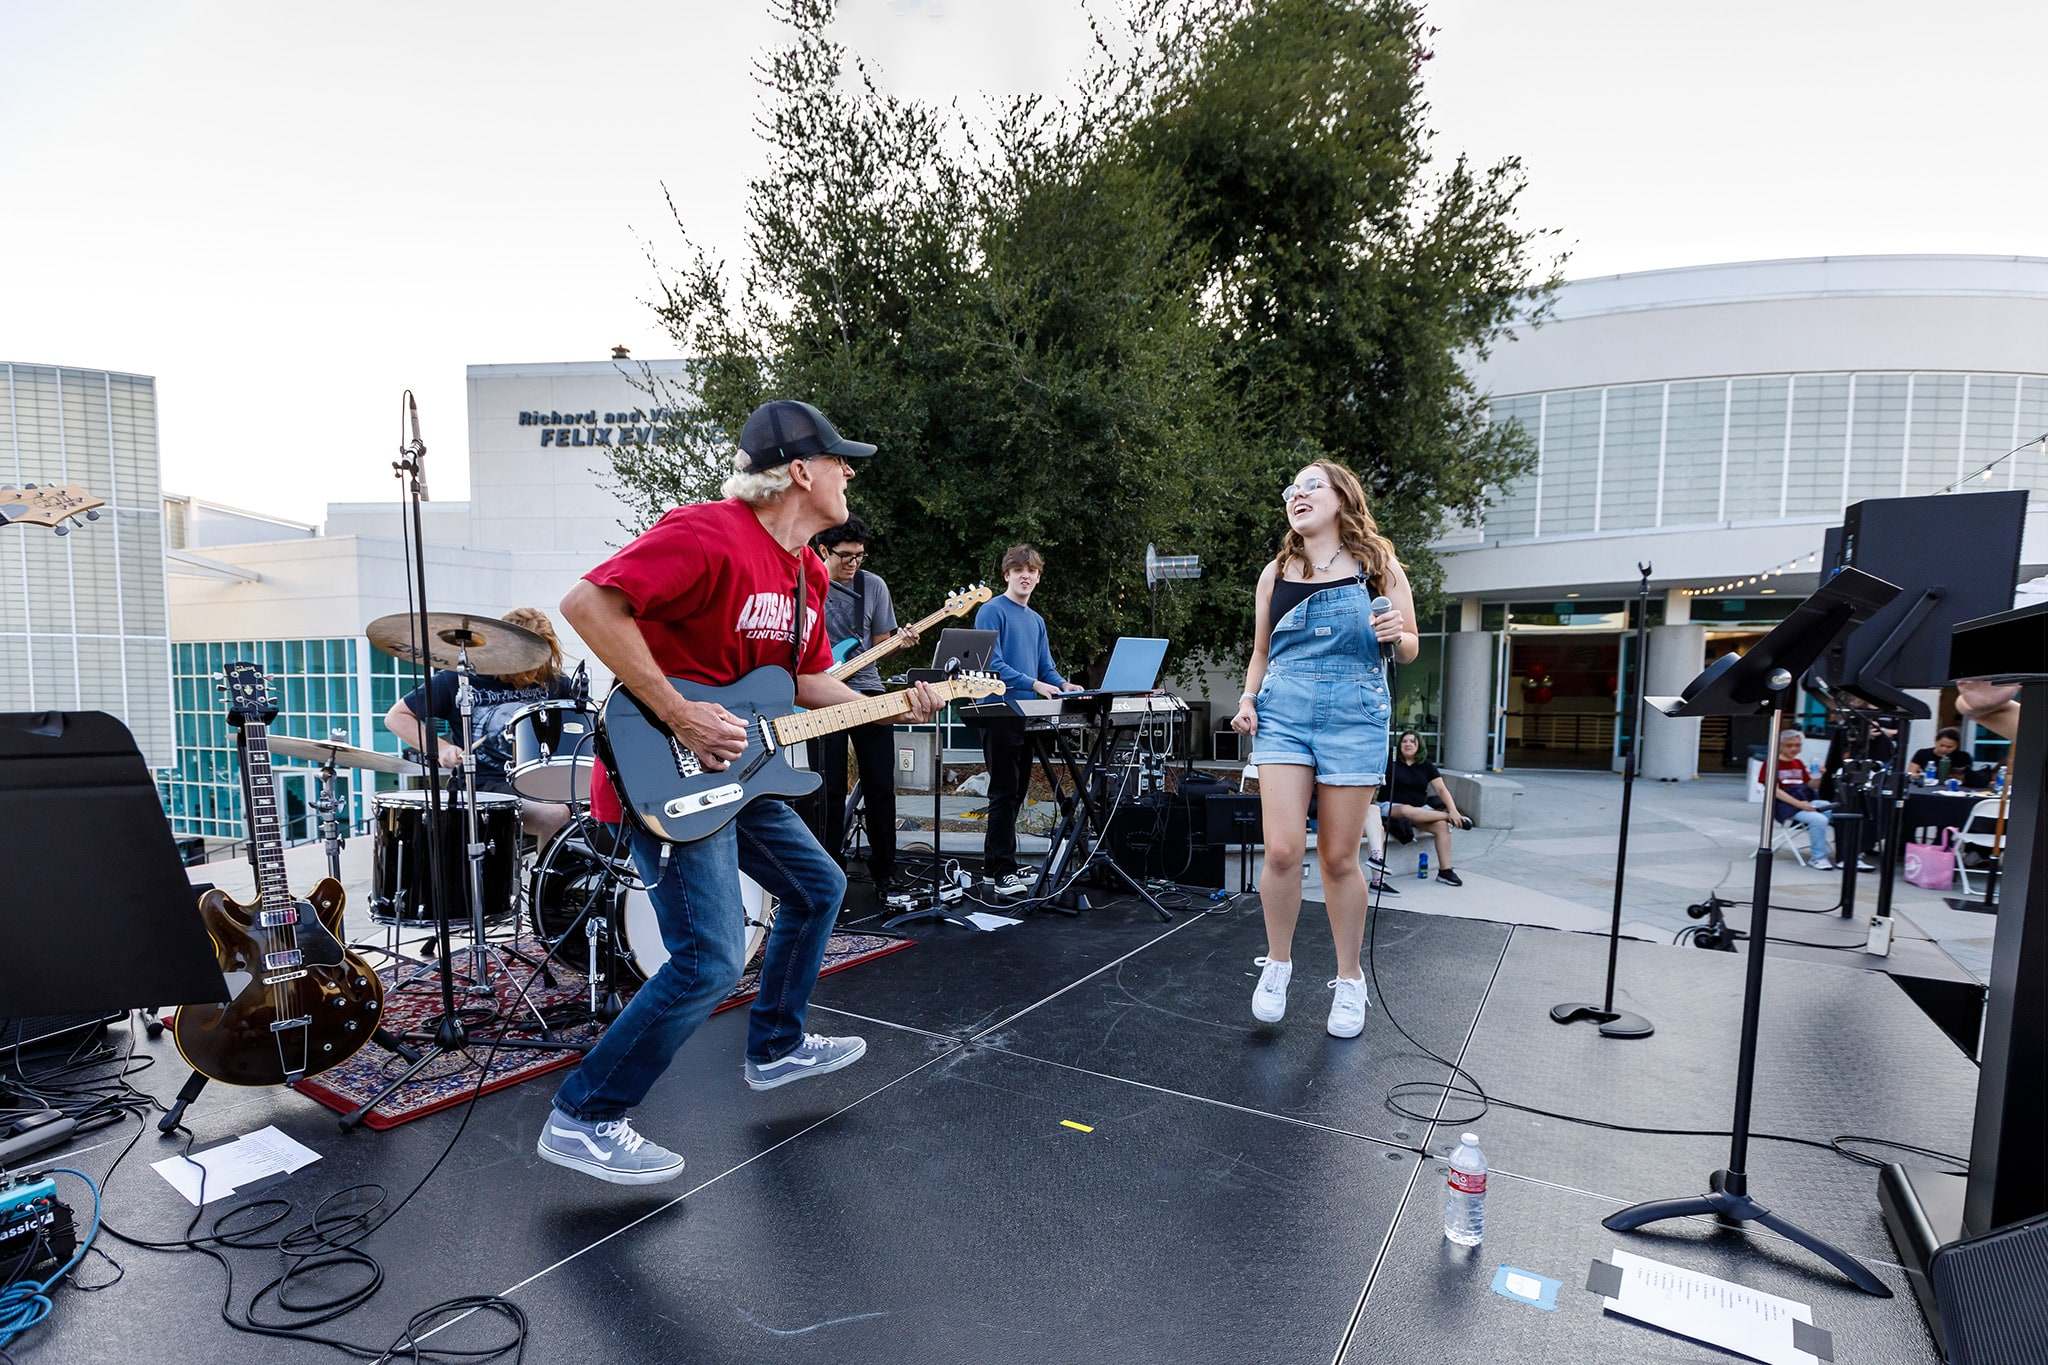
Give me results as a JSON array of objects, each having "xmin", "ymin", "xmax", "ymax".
[
  {"xmin": 1785, "ymin": 809, "xmax": 1836, "ymax": 862},
  {"xmin": 551, "ymin": 798, "xmax": 848, "ymax": 1122}
]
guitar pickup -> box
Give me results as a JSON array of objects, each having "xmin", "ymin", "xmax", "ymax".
[
  {"xmin": 663, "ymin": 783, "xmax": 744, "ymax": 819},
  {"xmin": 257, "ymin": 908, "xmax": 297, "ymax": 928},
  {"xmin": 262, "ymin": 969, "xmax": 308, "ymax": 986},
  {"xmin": 264, "ymin": 949, "xmax": 304, "ymax": 970}
]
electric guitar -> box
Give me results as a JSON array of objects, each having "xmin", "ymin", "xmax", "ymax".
[
  {"xmin": 600, "ymin": 666, "xmax": 1002, "ymax": 843},
  {"xmin": 0, "ymin": 484, "xmax": 103, "ymax": 535},
  {"xmin": 172, "ymin": 663, "xmax": 385, "ymax": 1087},
  {"xmin": 828, "ymin": 582, "xmax": 993, "ymax": 682}
]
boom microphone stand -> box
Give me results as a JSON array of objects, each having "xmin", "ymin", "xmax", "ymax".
[
  {"xmin": 341, "ymin": 395, "xmax": 576, "ymax": 1130},
  {"xmin": 1551, "ymin": 562, "xmax": 1654, "ymax": 1038}
]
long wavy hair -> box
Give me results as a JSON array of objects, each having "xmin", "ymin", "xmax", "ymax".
[
  {"xmin": 500, "ymin": 607, "xmax": 565, "ymax": 689},
  {"xmin": 1273, "ymin": 459, "xmax": 1398, "ymax": 585}
]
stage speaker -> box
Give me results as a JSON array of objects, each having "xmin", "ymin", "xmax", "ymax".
[
  {"xmin": 1105, "ymin": 794, "xmax": 1225, "ymax": 889},
  {"xmin": 1932, "ymin": 1210, "xmax": 2048, "ymax": 1364},
  {"xmin": 0, "ymin": 1012, "xmax": 124, "ymax": 1054},
  {"xmin": 1824, "ymin": 491, "xmax": 2027, "ymax": 696}
]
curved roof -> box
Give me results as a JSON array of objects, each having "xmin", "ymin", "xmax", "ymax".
[{"xmin": 1548, "ymin": 254, "xmax": 2048, "ymax": 321}]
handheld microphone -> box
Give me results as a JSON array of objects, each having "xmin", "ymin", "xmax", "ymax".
[{"xmin": 1369, "ymin": 596, "xmax": 1397, "ymax": 678}]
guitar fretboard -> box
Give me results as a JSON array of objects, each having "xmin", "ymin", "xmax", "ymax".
[
  {"xmin": 771, "ymin": 690, "xmax": 923, "ymax": 746},
  {"xmin": 241, "ymin": 723, "xmax": 296, "ymax": 923}
]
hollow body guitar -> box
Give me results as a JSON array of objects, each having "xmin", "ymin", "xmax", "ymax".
[
  {"xmin": 600, "ymin": 665, "xmax": 1000, "ymax": 844},
  {"xmin": 172, "ymin": 662, "xmax": 385, "ymax": 1087}
]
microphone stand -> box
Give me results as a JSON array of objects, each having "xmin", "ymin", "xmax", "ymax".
[
  {"xmin": 341, "ymin": 396, "xmax": 579, "ymax": 1129},
  {"xmin": 1550, "ymin": 562, "xmax": 1655, "ymax": 1038}
]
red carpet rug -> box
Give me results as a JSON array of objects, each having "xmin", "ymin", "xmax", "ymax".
[{"xmin": 292, "ymin": 930, "xmax": 912, "ymax": 1130}]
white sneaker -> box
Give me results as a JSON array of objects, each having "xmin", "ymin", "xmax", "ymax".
[
  {"xmin": 1326, "ymin": 975, "xmax": 1370, "ymax": 1038},
  {"xmin": 1809, "ymin": 857, "xmax": 1836, "ymax": 871},
  {"xmin": 1251, "ymin": 957, "xmax": 1292, "ymax": 1023}
]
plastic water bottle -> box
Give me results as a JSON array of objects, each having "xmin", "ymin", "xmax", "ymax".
[
  {"xmin": 1443, "ymin": 1132, "xmax": 1487, "ymax": 1246},
  {"xmin": 1417, "ymin": 850, "xmax": 1429, "ymax": 880},
  {"xmin": 1994, "ymin": 766, "xmax": 2007, "ymax": 795}
]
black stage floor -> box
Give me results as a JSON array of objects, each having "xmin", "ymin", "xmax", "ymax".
[{"xmin": 17, "ymin": 890, "xmax": 1968, "ymax": 1363}]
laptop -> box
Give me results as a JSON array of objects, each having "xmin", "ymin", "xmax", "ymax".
[{"xmin": 1087, "ymin": 636, "xmax": 1169, "ymax": 694}]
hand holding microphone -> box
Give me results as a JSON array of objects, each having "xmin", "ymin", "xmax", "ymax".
[{"xmin": 1369, "ymin": 594, "xmax": 1405, "ymax": 644}]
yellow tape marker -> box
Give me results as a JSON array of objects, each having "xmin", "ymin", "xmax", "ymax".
[{"xmin": 1060, "ymin": 1120, "xmax": 1094, "ymax": 1133}]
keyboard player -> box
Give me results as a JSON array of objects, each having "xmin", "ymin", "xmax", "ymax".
[{"xmin": 973, "ymin": 544, "xmax": 1082, "ymax": 896}]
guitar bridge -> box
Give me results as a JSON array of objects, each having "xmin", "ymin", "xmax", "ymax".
[{"xmin": 668, "ymin": 733, "xmax": 703, "ymax": 780}]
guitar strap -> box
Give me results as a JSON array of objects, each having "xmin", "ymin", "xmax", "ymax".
[{"xmin": 791, "ymin": 552, "xmax": 808, "ymax": 679}]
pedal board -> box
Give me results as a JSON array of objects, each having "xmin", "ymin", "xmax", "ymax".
[{"xmin": 0, "ymin": 1173, "xmax": 76, "ymax": 1275}]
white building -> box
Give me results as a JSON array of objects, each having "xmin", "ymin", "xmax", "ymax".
[
  {"xmin": 2, "ymin": 363, "xmax": 174, "ymax": 767},
  {"xmin": 1418, "ymin": 255, "xmax": 2048, "ymax": 780}
]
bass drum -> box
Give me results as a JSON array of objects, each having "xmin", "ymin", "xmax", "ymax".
[{"xmin": 529, "ymin": 821, "xmax": 778, "ymax": 987}]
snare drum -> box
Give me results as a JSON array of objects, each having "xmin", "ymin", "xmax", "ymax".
[
  {"xmin": 503, "ymin": 700, "xmax": 597, "ymax": 804},
  {"xmin": 370, "ymin": 790, "xmax": 521, "ymax": 925},
  {"xmin": 529, "ymin": 821, "xmax": 777, "ymax": 985}
]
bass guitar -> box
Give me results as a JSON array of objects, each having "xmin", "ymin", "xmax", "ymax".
[
  {"xmin": 827, "ymin": 582, "xmax": 992, "ymax": 681},
  {"xmin": 172, "ymin": 662, "xmax": 385, "ymax": 1087},
  {"xmin": 600, "ymin": 666, "xmax": 1001, "ymax": 843}
]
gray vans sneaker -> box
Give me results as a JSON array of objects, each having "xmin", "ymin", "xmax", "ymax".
[
  {"xmin": 744, "ymin": 1034, "xmax": 867, "ymax": 1091},
  {"xmin": 536, "ymin": 1109, "xmax": 686, "ymax": 1185}
]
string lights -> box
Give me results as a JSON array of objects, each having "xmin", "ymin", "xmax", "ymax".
[{"xmin": 1681, "ymin": 550, "xmax": 1821, "ymax": 599}]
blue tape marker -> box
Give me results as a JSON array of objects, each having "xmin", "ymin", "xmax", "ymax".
[{"xmin": 1491, "ymin": 1265, "xmax": 1561, "ymax": 1311}]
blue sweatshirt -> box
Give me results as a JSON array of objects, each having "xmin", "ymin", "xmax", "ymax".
[{"xmin": 974, "ymin": 593, "xmax": 1067, "ymax": 697}]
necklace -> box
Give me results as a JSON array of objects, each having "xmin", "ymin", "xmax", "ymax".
[{"xmin": 1312, "ymin": 544, "xmax": 1347, "ymax": 574}]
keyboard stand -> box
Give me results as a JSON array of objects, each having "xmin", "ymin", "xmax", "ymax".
[{"xmin": 1030, "ymin": 707, "xmax": 1170, "ymax": 921}]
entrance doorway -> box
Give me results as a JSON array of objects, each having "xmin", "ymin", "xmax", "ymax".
[{"xmin": 1502, "ymin": 635, "xmax": 1621, "ymax": 770}]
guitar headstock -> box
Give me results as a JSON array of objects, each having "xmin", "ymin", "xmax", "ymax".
[
  {"xmin": 934, "ymin": 670, "xmax": 1004, "ymax": 704},
  {"xmin": 221, "ymin": 661, "xmax": 280, "ymax": 728},
  {"xmin": 0, "ymin": 484, "xmax": 104, "ymax": 534},
  {"xmin": 946, "ymin": 582, "xmax": 994, "ymax": 616}
]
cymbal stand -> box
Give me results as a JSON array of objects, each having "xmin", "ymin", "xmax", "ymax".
[{"xmin": 452, "ymin": 647, "xmax": 553, "ymax": 1033}]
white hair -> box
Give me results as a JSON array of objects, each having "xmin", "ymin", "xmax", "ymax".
[{"xmin": 720, "ymin": 449, "xmax": 795, "ymax": 505}]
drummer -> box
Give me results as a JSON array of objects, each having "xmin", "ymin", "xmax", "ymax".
[{"xmin": 382, "ymin": 606, "xmax": 577, "ymax": 842}]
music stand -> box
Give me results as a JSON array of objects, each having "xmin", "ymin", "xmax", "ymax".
[{"xmin": 1601, "ymin": 566, "xmax": 1899, "ymax": 1296}]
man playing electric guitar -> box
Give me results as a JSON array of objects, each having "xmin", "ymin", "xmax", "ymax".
[
  {"xmin": 541, "ymin": 400, "xmax": 940, "ymax": 1186},
  {"xmin": 810, "ymin": 514, "xmax": 918, "ymax": 891}
]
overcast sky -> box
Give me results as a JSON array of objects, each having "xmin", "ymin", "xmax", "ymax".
[{"xmin": 4, "ymin": 1, "xmax": 2041, "ymax": 523}]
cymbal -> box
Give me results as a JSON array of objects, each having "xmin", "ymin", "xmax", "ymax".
[
  {"xmin": 268, "ymin": 734, "xmax": 423, "ymax": 776},
  {"xmin": 366, "ymin": 611, "xmax": 550, "ymax": 674}
]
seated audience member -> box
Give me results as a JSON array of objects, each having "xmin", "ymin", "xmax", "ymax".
[
  {"xmin": 1766, "ymin": 729, "xmax": 1871, "ymax": 872},
  {"xmin": 1907, "ymin": 726, "xmax": 1975, "ymax": 784},
  {"xmin": 1382, "ymin": 731, "xmax": 1472, "ymax": 887}
]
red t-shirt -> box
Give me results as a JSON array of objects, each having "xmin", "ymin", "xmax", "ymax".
[{"xmin": 587, "ymin": 498, "xmax": 832, "ymax": 824}]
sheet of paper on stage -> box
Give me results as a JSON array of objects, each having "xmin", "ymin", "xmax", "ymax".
[
  {"xmin": 965, "ymin": 912, "xmax": 1021, "ymax": 931},
  {"xmin": 1598, "ymin": 1249, "xmax": 1823, "ymax": 1365},
  {"xmin": 151, "ymin": 1125, "xmax": 323, "ymax": 1206}
]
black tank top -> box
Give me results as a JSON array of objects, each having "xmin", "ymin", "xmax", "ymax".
[{"xmin": 1267, "ymin": 570, "xmax": 1379, "ymax": 624}]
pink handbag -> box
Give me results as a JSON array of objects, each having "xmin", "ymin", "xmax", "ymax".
[{"xmin": 1903, "ymin": 830, "xmax": 1956, "ymax": 890}]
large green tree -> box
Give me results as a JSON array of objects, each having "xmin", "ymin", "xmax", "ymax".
[{"xmin": 609, "ymin": 0, "xmax": 1558, "ymax": 678}]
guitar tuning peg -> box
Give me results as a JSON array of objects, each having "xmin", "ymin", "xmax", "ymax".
[
  {"xmin": 53, "ymin": 523, "xmax": 69, "ymax": 536},
  {"xmin": 84, "ymin": 509, "xmax": 100, "ymax": 521}
]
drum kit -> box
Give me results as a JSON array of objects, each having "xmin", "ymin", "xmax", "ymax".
[{"xmin": 301, "ymin": 609, "xmax": 778, "ymax": 1030}]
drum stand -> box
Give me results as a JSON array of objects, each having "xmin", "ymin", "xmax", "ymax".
[{"xmin": 451, "ymin": 651, "xmax": 554, "ymax": 1033}]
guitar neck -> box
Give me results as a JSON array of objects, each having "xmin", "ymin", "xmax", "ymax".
[
  {"xmin": 828, "ymin": 600, "xmax": 970, "ymax": 681},
  {"xmin": 771, "ymin": 690, "xmax": 925, "ymax": 746},
  {"xmin": 240, "ymin": 724, "xmax": 296, "ymax": 917}
]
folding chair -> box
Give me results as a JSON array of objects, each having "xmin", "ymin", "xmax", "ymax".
[
  {"xmin": 1955, "ymin": 796, "xmax": 2007, "ymax": 896},
  {"xmin": 1771, "ymin": 817, "xmax": 1811, "ymax": 867}
]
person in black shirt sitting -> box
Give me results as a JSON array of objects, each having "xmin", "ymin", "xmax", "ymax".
[
  {"xmin": 1907, "ymin": 727, "xmax": 1975, "ymax": 784},
  {"xmin": 383, "ymin": 606, "xmax": 577, "ymax": 844},
  {"xmin": 1382, "ymin": 731, "xmax": 1473, "ymax": 887}
]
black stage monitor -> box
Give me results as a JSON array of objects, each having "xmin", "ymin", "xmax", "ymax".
[{"xmin": 1823, "ymin": 490, "xmax": 2027, "ymax": 705}]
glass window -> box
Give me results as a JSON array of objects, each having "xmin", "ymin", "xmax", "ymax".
[
  {"xmin": 1541, "ymin": 389, "xmax": 1601, "ymax": 535},
  {"xmin": 1661, "ymin": 379, "xmax": 1726, "ymax": 525},
  {"xmin": 1483, "ymin": 394, "xmax": 1542, "ymax": 540},
  {"xmin": 1724, "ymin": 377, "xmax": 1790, "ymax": 520},
  {"xmin": 1846, "ymin": 373, "xmax": 1909, "ymax": 504},
  {"xmin": 1598, "ymin": 384, "xmax": 1662, "ymax": 531},
  {"xmin": 1904, "ymin": 373, "xmax": 1967, "ymax": 497},
  {"xmin": 1784, "ymin": 375, "xmax": 1850, "ymax": 516}
]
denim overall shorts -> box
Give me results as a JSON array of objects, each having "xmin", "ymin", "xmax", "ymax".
[{"xmin": 1247, "ymin": 580, "xmax": 1391, "ymax": 787}]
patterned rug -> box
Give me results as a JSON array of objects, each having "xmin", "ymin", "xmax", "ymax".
[{"xmin": 292, "ymin": 930, "xmax": 913, "ymax": 1130}]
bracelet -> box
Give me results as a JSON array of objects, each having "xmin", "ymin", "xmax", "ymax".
[{"xmin": 1239, "ymin": 691, "xmax": 1257, "ymax": 704}]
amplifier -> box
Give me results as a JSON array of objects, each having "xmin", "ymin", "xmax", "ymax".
[
  {"xmin": 1933, "ymin": 1210, "xmax": 2048, "ymax": 1363},
  {"xmin": 1104, "ymin": 796, "xmax": 1225, "ymax": 889}
]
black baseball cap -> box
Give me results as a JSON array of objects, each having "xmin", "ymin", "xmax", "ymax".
[{"xmin": 738, "ymin": 400, "xmax": 877, "ymax": 471}]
